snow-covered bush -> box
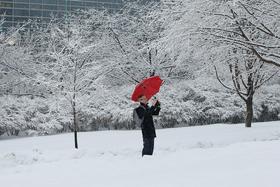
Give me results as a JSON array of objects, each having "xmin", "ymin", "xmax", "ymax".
[
  {"xmin": 68, "ymin": 78, "xmax": 280, "ymax": 130},
  {"xmin": 0, "ymin": 96, "xmax": 63, "ymax": 136}
]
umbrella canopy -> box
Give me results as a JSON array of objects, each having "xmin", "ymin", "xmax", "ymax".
[{"xmin": 131, "ymin": 76, "xmax": 163, "ymax": 102}]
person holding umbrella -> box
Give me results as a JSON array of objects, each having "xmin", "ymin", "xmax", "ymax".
[{"xmin": 131, "ymin": 76, "xmax": 163, "ymax": 156}]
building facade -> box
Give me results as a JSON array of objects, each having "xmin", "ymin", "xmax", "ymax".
[{"xmin": 0, "ymin": 0, "xmax": 123, "ymax": 29}]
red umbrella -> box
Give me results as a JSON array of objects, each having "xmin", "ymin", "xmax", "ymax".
[{"xmin": 131, "ymin": 76, "xmax": 163, "ymax": 102}]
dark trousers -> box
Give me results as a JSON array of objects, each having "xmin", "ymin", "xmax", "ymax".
[{"xmin": 142, "ymin": 138, "xmax": 154, "ymax": 156}]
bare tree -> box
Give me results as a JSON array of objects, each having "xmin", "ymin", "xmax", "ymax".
[
  {"xmin": 199, "ymin": 0, "xmax": 280, "ymax": 127},
  {"xmin": 215, "ymin": 49, "xmax": 278, "ymax": 127},
  {"xmin": 205, "ymin": 0, "xmax": 280, "ymax": 68},
  {"xmin": 102, "ymin": 1, "xmax": 179, "ymax": 84}
]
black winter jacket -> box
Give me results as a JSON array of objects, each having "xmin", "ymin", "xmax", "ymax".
[{"xmin": 135, "ymin": 102, "xmax": 161, "ymax": 138}]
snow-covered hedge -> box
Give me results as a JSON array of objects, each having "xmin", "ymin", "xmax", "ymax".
[
  {"xmin": 2, "ymin": 78, "xmax": 279, "ymax": 137},
  {"xmin": 0, "ymin": 96, "xmax": 63, "ymax": 136}
]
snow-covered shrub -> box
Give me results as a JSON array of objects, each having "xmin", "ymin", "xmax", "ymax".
[
  {"xmin": 68, "ymin": 78, "xmax": 280, "ymax": 130},
  {"xmin": 0, "ymin": 96, "xmax": 63, "ymax": 136}
]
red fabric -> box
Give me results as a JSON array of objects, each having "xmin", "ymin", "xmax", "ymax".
[{"xmin": 131, "ymin": 76, "xmax": 163, "ymax": 102}]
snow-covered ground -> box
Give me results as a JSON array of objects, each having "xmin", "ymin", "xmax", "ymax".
[{"xmin": 1, "ymin": 121, "xmax": 280, "ymax": 187}]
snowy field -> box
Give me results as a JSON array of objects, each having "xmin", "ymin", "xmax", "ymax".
[{"xmin": 1, "ymin": 121, "xmax": 280, "ymax": 187}]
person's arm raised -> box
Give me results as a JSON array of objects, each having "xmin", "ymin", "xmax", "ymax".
[{"xmin": 151, "ymin": 100, "xmax": 161, "ymax": 116}]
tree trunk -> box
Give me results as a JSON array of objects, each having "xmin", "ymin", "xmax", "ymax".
[
  {"xmin": 73, "ymin": 59, "xmax": 78, "ymax": 149},
  {"xmin": 245, "ymin": 97, "xmax": 253, "ymax": 128},
  {"xmin": 73, "ymin": 99, "xmax": 78, "ymax": 149}
]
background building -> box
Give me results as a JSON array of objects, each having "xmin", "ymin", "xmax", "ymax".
[{"xmin": 0, "ymin": 0, "xmax": 123, "ymax": 29}]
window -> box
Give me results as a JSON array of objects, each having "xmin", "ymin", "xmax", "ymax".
[
  {"xmin": 57, "ymin": 5, "xmax": 66, "ymax": 11},
  {"xmin": 14, "ymin": 0, "xmax": 29, "ymax": 3},
  {"xmin": 30, "ymin": 10, "xmax": 42, "ymax": 17},
  {"xmin": 14, "ymin": 9, "xmax": 29, "ymax": 16},
  {"xmin": 84, "ymin": 1, "xmax": 96, "ymax": 7},
  {"xmin": 1, "ymin": 0, "xmax": 13, "ymax": 2},
  {"xmin": 30, "ymin": 4, "xmax": 42, "ymax": 10},
  {"xmin": 0, "ymin": 8, "xmax": 13, "ymax": 15},
  {"xmin": 14, "ymin": 3, "xmax": 29, "ymax": 9},
  {"xmin": 43, "ymin": 0, "xmax": 57, "ymax": 5},
  {"xmin": 43, "ymin": 4, "xmax": 57, "ymax": 11},
  {"xmin": 30, "ymin": 0, "xmax": 42, "ymax": 3},
  {"xmin": 70, "ymin": 1, "xmax": 83, "ymax": 7},
  {"xmin": 70, "ymin": 6, "xmax": 79, "ymax": 11},
  {"xmin": 0, "ymin": 2, "xmax": 13, "ymax": 8},
  {"xmin": 112, "ymin": 3, "xmax": 121, "ymax": 9},
  {"xmin": 57, "ymin": 0, "xmax": 66, "ymax": 5}
]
